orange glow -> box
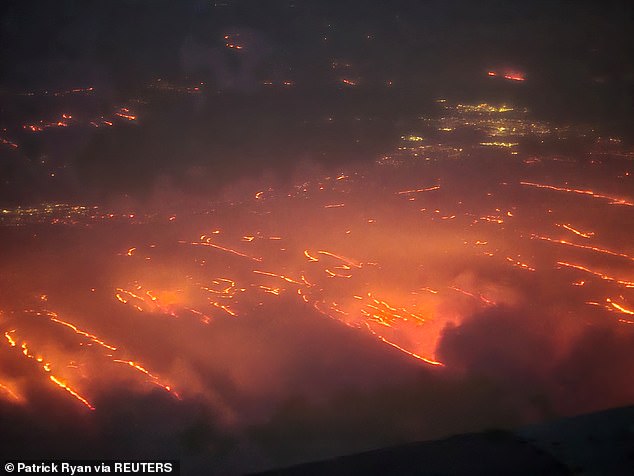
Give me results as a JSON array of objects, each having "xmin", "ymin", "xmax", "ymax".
[
  {"xmin": 4, "ymin": 96, "xmax": 633, "ymax": 424},
  {"xmin": 505, "ymin": 257, "xmax": 536, "ymax": 272},
  {"xmin": 114, "ymin": 108, "xmax": 137, "ymax": 121},
  {"xmin": 503, "ymin": 73, "xmax": 525, "ymax": 81},
  {"xmin": 212, "ymin": 302, "xmax": 238, "ymax": 316},
  {"xmin": 325, "ymin": 268, "xmax": 352, "ymax": 278},
  {"xmin": 317, "ymin": 250, "xmax": 362, "ymax": 268},
  {"xmin": 3, "ymin": 330, "xmax": 101, "ymax": 409},
  {"xmin": 259, "ymin": 285, "xmax": 281, "ymax": 296},
  {"xmin": 0, "ymin": 382, "xmax": 23, "ymax": 403},
  {"xmin": 0, "ymin": 136, "xmax": 19, "ymax": 148},
  {"xmin": 4, "ymin": 331, "xmax": 17, "ymax": 347},
  {"xmin": 201, "ymin": 278, "xmax": 236, "ymax": 295},
  {"xmin": 304, "ymin": 250, "xmax": 319, "ymax": 262},
  {"xmin": 607, "ymin": 298, "xmax": 634, "ymax": 315},
  {"xmin": 558, "ymin": 223, "xmax": 595, "ymax": 239},
  {"xmin": 113, "ymin": 360, "xmax": 179, "ymax": 398},
  {"xmin": 556, "ymin": 261, "xmax": 634, "ymax": 288},
  {"xmin": 521, "ymin": 181, "xmax": 633, "ymax": 206},
  {"xmin": 49, "ymin": 315, "xmax": 117, "ymax": 351},
  {"xmin": 449, "ymin": 286, "xmax": 496, "ymax": 306},
  {"xmin": 253, "ymin": 270, "xmax": 301, "ymax": 284},
  {"xmin": 187, "ymin": 240, "xmax": 262, "ymax": 262},
  {"xmin": 533, "ymin": 235, "xmax": 634, "ymax": 262},
  {"xmin": 361, "ymin": 293, "xmax": 427, "ymax": 326},
  {"xmin": 486, "ymin": 70, "xmax": 525, "ymax": 81},
  {"xmin": 364, "ymin": 323, "xmax": 443, "ymax": 366},
  {"xmin": 397, "ymin": 185, "xmax": 440, "ymax": 195},
  {"xmin": 114, "ymin": 359, "xmax": 157, "ymax": 379},
  {"xmin": 49, "ymin": 375, "xmax": 95, "ymax": 411}
]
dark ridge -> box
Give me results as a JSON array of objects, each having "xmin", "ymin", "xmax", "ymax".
[{"xmin": 253, "ymin": 405, "xmax": 634, "ymax": 476}]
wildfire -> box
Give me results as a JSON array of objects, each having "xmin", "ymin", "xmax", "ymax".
[
  {"xmin": 558, "ymin": 223, "xmax": 595, "ymax": 239},
  {"xmin": 2, "ymin": 98, "xmax": 633, "ymax": 417},
  {"xmin": 49, "ymin": 314, "xmax": 117, "ymax": 351},
  {"xmin": 607, "ymin": 298, "xmax": 634, "ymax": 316},
  {"xmin": 557, "ymin": 262, "xmax": 634, "ymax": 288},
  {"xmin": 114, "ymin": 108, "xmax": 137, "ymax": 121},
  {"xmin": 0, "ymin": 382, "xmax": 23, "ymax": 403},
  {"xmin": 520, "ymin": 181, "xmax": 633, "ymax": 206},
  {"xmin": 185, "ymin": 240, "xmax": 262, "ymax": 262},
  {"xmin": 532, "ymin": 235, "xmax": 634, "ymax": 262},
  {"xmin": 49, "ymin": 375, "xmax": 95, "ymax": 411},
  {"xmin": 364, "ymin": 323, "xmax": 443, "ymax": 366}
]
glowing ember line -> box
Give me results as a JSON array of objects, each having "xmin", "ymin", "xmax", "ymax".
[
  {"xmin": 607, "ymin": 298, "xmax": 634, "ymax": 315},
  {"xmin": 325, "ymin": 268, "xmax": 352, "ymax": 278},
  {"xmin": 397, "ymin": 185, "xmax": 440, "ymax": 195},
  {"xmin": 449, "ymin": 286, "xmax": 495, "ymax": 305},
  {"xmin": 503, "ymin": 73, "xmax": 525, "ymax": 81},
  {"xmin": 297, "ymin": 289, "xmax": 310, "ymax": 303},
  {"xmin": 212, "ymin": 302, "xmax": 238, "ymax": 316},
  {"xmin": 0, "ymin": 382, "xmax": 22, "ymax": 402},
  {"xmin": 183, "ymin": 307, "xmax": 211, "ymax": 324},
  {"xmin": 113, "ymin": 359, "xmax": 158, "ymax": 379},
  {"xmin": 114, "ymin": 108, "xmax": 137, "ymax": 121},
  {"xmin": 6, "ymin": 328, "xmax": 97, "ymax": 410},
  {"xmin": 556, "ymin": 261, "xmax": 634, "ymax": 287},
  {"xmin": 253, "ymin": 270, "xmax": 301, "ymax": 284},
  {"xmin": 317, "ymin": 250, "xmax": 362, "ymax": 268},
  {"xmin": 364, "ymin": 294, "xmax": 427, "ymax": 324},
  {"xmin": 50, "ymin": 317, "xmax": 117, "ymax": 351},
  {"xmin": 303, "ymin": 250, "xmax": 319, "ymax": 262},
  {"xmin": 113, "ymin": 359, "xmax": 181, "ymax": 397},
  {"xmin": 479, "ymin": 215, "xmax": 504, "ymax": 224},
  {"xmin": 505, "ymin": 257, "xmax": 536, "ymax": 272},
  {"xmin": 520, "ymin": 181, "xmax": 633, "ymax": 206},
  {"xmin": 479, "ymin": 142, "xmax": 518, "ymax": 148},
  {"xmin": 362, "ymin": 309, "xmax": 393, "ymax": 327},
  {"xmin": 187, "ymin": 241, "xmax": 262, "ymax": 261},
  {"xmin": 558, "ymin": 224, "xmax": 594, "ymax": 239},
  {"xmin": 364, "ymin": 324, "xmax": 443, "ymax": 366},
  {"xmin": 49, "ymin": 375, "xmax": 95, "ymax": 410},
  {"xmin": 4, "ymin": 331, "xmax": 16, "ymax": 347},
  {"xmin": 532, "ymin": 235, "xmax": 634, "ymax": 262},
  {"xmin": 116, "ymin": 288, "xmax": 146, "ymax": 301},
  {"xmin": 259, "ymin": 285, "xmax": 281, "ymax": 295},
  {"xmin": 201, "ymin": 279, "xmax": 236, "ymax": 296}
]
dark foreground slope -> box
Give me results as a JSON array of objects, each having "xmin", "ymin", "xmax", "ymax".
[{"xmin": 254, "ymin": 406, "xmax": 634, "ymax": 476}]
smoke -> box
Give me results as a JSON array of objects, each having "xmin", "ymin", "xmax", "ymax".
[
  {"xmin": 437, "ymin": 304, "xmax": 634, "ymax": 417},
  {"xmin": 2, "ymin": 99, "xmax": 633, "ymax": 474}
]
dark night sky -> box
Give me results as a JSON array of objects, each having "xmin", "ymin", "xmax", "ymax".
[{"xmin": 2, "ymin": 0, "xmax": 632, "ymax": 89}]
